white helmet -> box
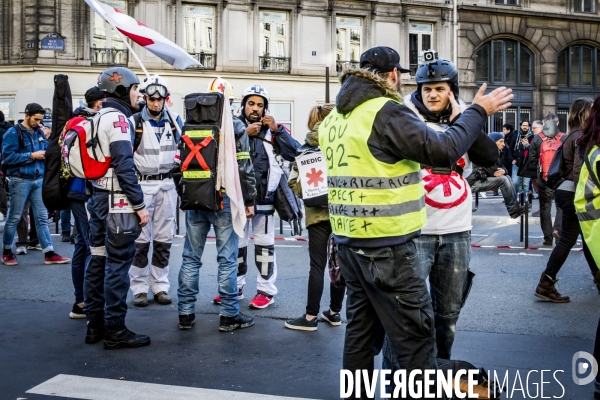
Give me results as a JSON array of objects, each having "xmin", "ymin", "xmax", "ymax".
[
  {"xmin": 206, "ymin": 77, "xmax": 235, "ymax": 100},
  {"xmin": 140, "ymin": 74, "xmax": 169, "ymax": 98},
  {"xmin": 241, "ymin": 85, "xmax": 269, "ymax": 109}
]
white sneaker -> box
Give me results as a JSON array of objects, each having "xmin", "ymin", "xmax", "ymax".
[
  {"xmin": 480, "ymin": 192, "xmax": 487, "ymax": 198},
  {"xmin": 16, "ymin": 246, "xmax": 27, "ymax": 255}
]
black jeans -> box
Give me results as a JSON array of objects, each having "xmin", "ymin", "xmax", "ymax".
[
  {"xmin": 544, "ymin": 189, "xmax": 598, "ymax": 278},
  {"xmin": 538, "ymin": 178, "xmax": 562, "ymax": 242},
  {"xmin": 338, "ymin": 240, "xmax": 437, "ymax": 399},
  {"xmin": 306, "ymin": 221, "xmax": 345, "ymax": 316},
  {"xmin": 70, "ymin": 199, "xmax": 90, "ymax": 304}
]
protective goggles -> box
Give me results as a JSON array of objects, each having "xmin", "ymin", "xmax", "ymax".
[{"xmin": 144, "ymin": 84, "xmax": 168, "ymax": 99}]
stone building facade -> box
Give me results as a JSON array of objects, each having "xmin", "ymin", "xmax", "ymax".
[{"xmin": 0, "ymin": 0, "xmax": 598, "ymax": 135}]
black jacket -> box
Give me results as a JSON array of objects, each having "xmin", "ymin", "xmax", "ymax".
[
  {"xmin": 0, "ymin": 121, "xmax": 12, "ymax": 158},
  {"xmin": 334, "ymin": 68, "xmax": 489, "ymax": 247},
  {"xmin": 232, "ymin": 117, "xmax": 257, "ymax": 207},
  {"xmin": 238, "ymin": 114, "xmax": 300, "ymax": 212}
]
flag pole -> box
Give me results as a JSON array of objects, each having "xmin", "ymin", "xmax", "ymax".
[{"xmin": 97, "ymin": 12, "xmax": 182, "ymax": 135}]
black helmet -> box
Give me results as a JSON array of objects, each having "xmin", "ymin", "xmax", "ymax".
[
  {"xmin": 97, "ymin": 67, "xmax": 140, "ymax": 99},
  {"xmin": 415, "ymin": 57, "xmax": 459, "ymax": 95}
]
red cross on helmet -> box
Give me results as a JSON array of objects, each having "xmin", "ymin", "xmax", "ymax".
[
  {"xmin": 98, "ymin": 67, "xmax": 140, "ymax": 95},
  {"xmin": 206, "ymin": 77, "xmax": 235, "ymax": 101}
]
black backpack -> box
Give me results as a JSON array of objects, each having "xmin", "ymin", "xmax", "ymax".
[
  {"xmin": 172, "ymin": 92, "xmax": 224, "ymax": 211},
  {"xmin": 545, "ymin": 144, "xmax": 567, "ymax": 190},
  {"xmin": 273, "ymin": 169, "xmax": 303, "ymax": 236}
]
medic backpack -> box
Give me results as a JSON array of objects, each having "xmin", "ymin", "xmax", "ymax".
[
  {"xmin": 61, "ymin": 108, "xmax": 120, "ymax": 180},
  {"xmin": 172, "ymin": 92, "xmax": 224, "ymax": 211}
]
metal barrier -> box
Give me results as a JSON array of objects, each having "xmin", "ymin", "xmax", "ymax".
[
  {"xmin": 518, "ymin": 191, "xmax": 532, "ymax": 249},
  {"xmin": 472, "ymin": 191, "xmax": 479, "ymax": 212}
]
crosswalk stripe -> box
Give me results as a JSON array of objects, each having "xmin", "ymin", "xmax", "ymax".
[{"xmin": 27, "ymin": 374, "xmax": 317, "ymax": 400}]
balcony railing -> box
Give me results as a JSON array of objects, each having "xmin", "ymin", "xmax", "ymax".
[
  {"xmin": 259, "ymin": 56, "xmax": 291, "ymax": 73},
  {"xmin": 90, "ymin": 48, "xmax": 128, "ymax": 66},
  {"xmin": 336, "ymin": 60, "xmax": 360, "ymax": 73},
  {"xmin": 188, "ymin": 53, "xmax": 217, "ymax": 69}
]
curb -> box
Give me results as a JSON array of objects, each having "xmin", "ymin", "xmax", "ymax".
[
  {"xmin": 472, "ymin": 215, "xmax": 541, "ymax": 225},
  {"xmin": 174, "ymin": 235, "xmax": 307, "ymax": 242}
]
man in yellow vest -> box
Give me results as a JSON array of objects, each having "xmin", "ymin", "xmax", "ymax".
[{"xmin": 319, "ymin": 46, "xmax": 513, "ymax": 397}]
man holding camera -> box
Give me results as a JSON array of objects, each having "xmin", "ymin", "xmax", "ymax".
[
  {"xmin": 511, "ymin": 121, "xmax": 532, "ymax": 194},
  {"xmin": 467, "ymin": 132, "xmax": 525, "ymax": 218}
]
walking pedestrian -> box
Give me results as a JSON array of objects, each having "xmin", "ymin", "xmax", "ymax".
[
  {"xmin": 285, "ymin": 103, "xmax": 346, "ymax": 332},
  {"xmin": 535, "ymin": 98, "xmax": 599, "ymax": 303}
]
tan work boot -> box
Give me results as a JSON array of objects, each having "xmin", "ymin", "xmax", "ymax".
[{"xmin": 534, "ymin": 273, "xmax": 570, "ymax": 303}]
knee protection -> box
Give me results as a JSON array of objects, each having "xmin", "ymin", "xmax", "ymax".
[
  {"xmin": 132, "ymin": 242, "xmax": 151, "ymax": 268},
  {"xmin": 254, "ymin": 244, "xmax": 275, "ymax": 280},
  {"xmin": 237, "ymin": 246, "xmax": 248, "ymax": 277},
  {"xmin": 151, "ymin": 240, "xmax": 172, "ymax": 268}
]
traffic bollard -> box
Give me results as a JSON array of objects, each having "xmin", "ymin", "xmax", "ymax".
[
  {"xmin": 176, "ymin": 198, "xmax": 180, "ymax": 236},
  {"xmin": 519, "ymin": 191, "xmax": 524, "ymax": 242},
  {"xmin": 524, "ymin": 191, "xmax": 531, "ymax": 249}
]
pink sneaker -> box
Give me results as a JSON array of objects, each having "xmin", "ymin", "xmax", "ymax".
[
  {"xmin": 44, "ymin": 253, "xmax": 71, "ymax": 265},
  {"xmin": 213, "ymin": 289, "xmax": 244, "ymax": 305},
  {"xmin": 249, "ymin": 293, "xmax": 274, "ymax": 309},
  {"xmin": 2, "ymin": 252, "xmax": 18, "ymax": 266}
]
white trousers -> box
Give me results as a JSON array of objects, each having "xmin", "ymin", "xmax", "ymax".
[
  {"xmin": 129, "ymin": 179, "xmax": 177, "ymax": 295},
  {"xmin": 237, "ymin": 213, "xmax": 278, "ymax": 296}
]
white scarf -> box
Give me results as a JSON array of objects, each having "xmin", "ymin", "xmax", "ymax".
[{"xmin": 216, "ymin": 94, "xmax": 246, "ymax": 237}]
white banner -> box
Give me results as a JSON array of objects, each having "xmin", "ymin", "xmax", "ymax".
[{"xmin": 296, "ymin": 151, "xmax": 328, "ymax": 200}]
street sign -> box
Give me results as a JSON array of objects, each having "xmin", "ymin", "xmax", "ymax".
[{"xmin": 40, "ymin": 33, "xmax": 65, "ymax": 51}]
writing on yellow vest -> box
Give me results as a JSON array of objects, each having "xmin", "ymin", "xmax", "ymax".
[
  {"xmin": 319, "ymin": 97, "xmax": 426, "ymax": 239},
  {"xmin": 575, "ymin": 145, "xmax": 600, "ymax": 267}
]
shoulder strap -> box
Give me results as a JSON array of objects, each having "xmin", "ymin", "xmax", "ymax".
[
  {"xmin": 13, "ymin": 124, "xmax": 24, "ymax": 148},
  {"xmin": 539, "ymin": 132, "xmax": 547, "ymax": 141},
  {"xmin": 132, "ymin": 113, "xmax": 143, "ymax": 152},
  {"xmin": 584, "ymin": 146, "xmax": 600, "ymax": 190}
]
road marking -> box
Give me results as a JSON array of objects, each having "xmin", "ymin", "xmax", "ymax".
[
  {"xmin": 471, "ymin": 234, "xmax": 489, "ymax": 237},
  {"xmin": 27, "ymin": 374, "xmax": 316, "ymax": 400},
  {"xmin": 499, "ymin": 252, "xmax": 544, "ymax": 257},
  {"xmin": 471, "ymin": 244, "xmax": 582, "ymax": 251}
]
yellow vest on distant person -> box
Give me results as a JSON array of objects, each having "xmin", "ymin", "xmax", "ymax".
[
  {"xmin": 575, "ymin": 145, "xmax": 600, "ymax": 268},
  {"xmin": 318, "ymin": 97, "xmax": 426, "ymax": 239}
]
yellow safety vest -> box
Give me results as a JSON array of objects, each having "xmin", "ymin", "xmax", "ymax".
[
  {"xmin": 318, "ymin": 97, "xmax": 426, "ymax": 239},
  {"xmin": 575, "ymin": 145, "xmax": 600, "ymax": 268}
]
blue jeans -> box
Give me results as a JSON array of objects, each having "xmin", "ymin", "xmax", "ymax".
[
  {"xmin": 415, "ymin": 231, "xmax": 472, "ymax": 359},
  {"xmin": 3, "ymin": 177, "xmax": 53, "ymax": 252},
  {"xmin": 61, "ymin": 208, "xmax": 72, "ymax": 234},
  {"xmin": 512, "ymin": 165, "xmax": 530, "ymax": 195},
  {"xmin": 70, "ymin": 199, "xmax": 90, "ymax": 304},
  {"xmin": 178, "ymin": 195, "xmax": 239, "ymax": 317},
  {"xmin": 84, "ymin": 191, "xmax": 138, "ymax": 329}
]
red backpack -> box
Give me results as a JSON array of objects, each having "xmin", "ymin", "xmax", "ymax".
[{"xmin": 538, "ymin": 131, "xmax": 564, "ymax": 180}]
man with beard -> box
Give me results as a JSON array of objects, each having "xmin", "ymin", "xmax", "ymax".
[
  {"xmin": 231, "ymin": 85, "xmax": 299, "ymax": 309},
  {"xmin": 319, "ymin": 46, "xmax": 512, "ymax": 397},
  {"xmin": 511, "ymin": 120, "xmax": 531, "ymax": 194},
  {"xmin": 84, "ymin": 67, "xmax": 151, "ymax": 349},
  {"xmin": 128, "ymin": 75, "xmax": 183, "ymax": 307}
]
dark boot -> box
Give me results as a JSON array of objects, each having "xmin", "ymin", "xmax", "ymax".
[
  {"xmin": 535, "ymin": 273, "xmax": 570, "ymax": 303},
  {"xmin": 85, "ymin": 313, "xmax": 105, "ymax": 344},
  {"xmin": 219, "ymin": 313, "xmax": 255, "ymax": 332},
  {"xmin": 103, "ymin": 327, "xmax": 151, "ymax": 350},
  {"xmin": 591, "ymin": 270, "xmax": 600, "ymax": 294}
]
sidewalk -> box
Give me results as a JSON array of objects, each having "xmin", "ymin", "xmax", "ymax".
[{"xmin": 1, "ymin": 299, "xmax": 595, "ymax": 399}]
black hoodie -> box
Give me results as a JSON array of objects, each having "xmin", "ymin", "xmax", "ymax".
[{"xmin": 332, "ymin": 68, "xmax": 490, "ymax": 247}]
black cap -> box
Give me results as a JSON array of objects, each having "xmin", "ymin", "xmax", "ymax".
[
  {"xmin": 360, "ymin": 46, "xmax": 411, "ymax": 73},
  {"xmin": 85, "ymin": 87, "xmax": 107, "ymax": 104},
  {"xmin": 22, "ymin": 102, "xmax": 45, "ymax": 115}
]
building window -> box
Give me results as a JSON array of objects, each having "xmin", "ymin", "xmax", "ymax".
[
  {"xmin": 183, "ymin": 5, "xmax": 216, "ymax": 69},
  {"xmin": 475, "ymin": 40, "xmax": 533, "ymax": 85},
  {"xmin": 90, "ymin": 0, "xmax": 128, "ymax": 65},
  {"xmin": 259, "ymin": 11, "xmax": 290, "ymax": 73},
  {"xmin": 575, "ymin": 0, "xmax": 595, "ymax": 12},
  {"xmin": 269, "ymin": 102, "xmax": 293, "ymax": 131},
  {"xmin": 495, "ymin": 0, "xmax": 519, "ymax": 4},
  {"xmin": 409, "ymin": 23, "xmax": 433, "ymax": 76},
  {"xmin": 0, "ymin": 98, "xmax": 15, "ymax": 122},
  {"xmin": 557, "ymin": 45, "xmax": 600, "ymax": 87},
  {"xmin": 336, "ymin": 17, "xmax": 362, "ymax": 72},
  {"xmin": 487, "ymin": 107, "xmax": 531, "ymax": 133}
]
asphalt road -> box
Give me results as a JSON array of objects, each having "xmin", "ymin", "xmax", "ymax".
[{"xmin": 1, "ymin": 195, "xmax": 599, "ymax": 399}]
